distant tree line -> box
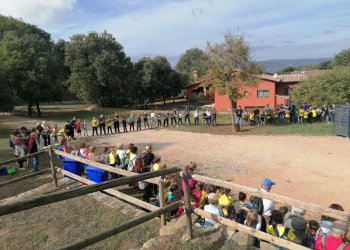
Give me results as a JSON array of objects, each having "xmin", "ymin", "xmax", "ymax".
[{"xmin": 0, "ymin": 16, "xmax": 186, "ymax": 115}]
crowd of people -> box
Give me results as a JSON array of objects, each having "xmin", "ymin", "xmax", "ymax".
[
  {"xmin": 54, "ymin": 140, "xmax": 349, "ymax": 249},
  {"xmin": 235, "ymin": 104, "xmax": 336, "ymax": 127}
]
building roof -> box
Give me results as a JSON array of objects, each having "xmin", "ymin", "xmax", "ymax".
[{"xmin": 261, "ymin": 70, "xmax": 327, "ymax": 83}]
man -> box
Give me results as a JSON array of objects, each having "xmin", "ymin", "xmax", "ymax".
[
  {"xmin": 194, "ymin": 109, "xmax": 199, "ymax": 125},
  {"xmin": 28, "ymin": 132, "xmax": 40, "ymax": 172},
  {"xmin": 185, "ymin": 109, "xmax": 191, "ymax": 125},
  {"xmin": 150, "ymin": 110, "xmax": 156, "ymax": 128},
  {"xmin": 260, "ymin": 178, "xmax": 275, "ymax": 218},
  {"xmin": 315, "ymin": 220, "xmax": 350, "ymax": 250},
  {"xmin": 235, "ymin": 106, "xmax": 244, "ymax": 127},
  {"xmin": 98, "ymin": 114, "xmax": 106, "ymax": 135},
  {"xmin": 113, "ymin": 113, "xmax": 120, "ymax": 133},
  {"xmin": 203, "ymin": 193, "xmax": 220, "ymax": 227},
  {"xmin": 170, "ymin": 109, "xmax": 177, "ymax": 126}
]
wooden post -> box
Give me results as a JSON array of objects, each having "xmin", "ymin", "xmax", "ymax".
[
  {"xmin": 59, "ymin": 201, "xmax": 183, "ymax": 250},
  {"xmin": 182, "ymin": 165, "xmax": 193, "ymax": 240},
  {"xmin": 158, "ymin": 179, "xmax": 166, "ymax": 227},
  {"xmin": 48, "ymin": 149, "xmax": 58, "ymax": 187}
]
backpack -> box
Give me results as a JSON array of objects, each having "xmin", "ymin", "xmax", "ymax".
[
  {"xmin": 302, "ymin": 233, "xmax": 316, "ymax": 249},
  {"xmin": 116, "ymin": 154, "xmax": 121, "ymax": 166},
  {"xmin": 250, "ymin": 196, "xmax": 264, "ymax": 216},
  {"xmin": 272, "ymin": 225, "xmax": 290, "ymax": 250},
  {"xmin": 8, "ymin": 136, "xmax": 14, "ymax": 148}
]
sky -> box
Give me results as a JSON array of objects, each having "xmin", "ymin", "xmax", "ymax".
[{"xmin": 1, "ymin": 0, "xmax": 350, "ymax": 64}]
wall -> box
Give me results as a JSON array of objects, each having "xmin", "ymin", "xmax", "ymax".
[{"xmin": 214, "ymin": 93, "xmax": 231, "ymax": 111}]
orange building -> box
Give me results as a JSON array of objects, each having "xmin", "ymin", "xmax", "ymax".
[{"xmin": 186, "ymin": 71, "xmax": 325, "ymax": 111}]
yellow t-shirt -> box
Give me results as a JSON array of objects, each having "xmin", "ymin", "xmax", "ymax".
[
  {"xmin": 199, "ymin": 190, "xmax": 208, "ymax": 208},
  {"xmin": 285, "ymin": 111, "xmax": 290, "ymax": 118},
  {"xmin": 92, "ymin": 119, "xmax": 98, "ymax": 127},
  {"xmin": 106, "ymin": 120, "xmax": 112, "ymax": 127},
  {"xmin": 267, "ymin": 225, "xmax": 296, "ymax": 241},
  {"xmin": 153, "ymin": 163, "xmax": 160, "ymax": 171},
  {"xmin": 218, "ymin": 194, "xmax": 233, "ymax": 206},
  {"xmin": 109, "ymin": 152, "xmax": 115, "ymax": 165},
  {"xmin": 249, "ymin": 113, "xmax": 255, "ymax": 120},
  {"xmin": 304, "ymin": 112, "xmax": 309, "ymax": 119},
  {"xmin": 312, "ymin": 109, "xmax": 317, "ymax": 118},
  {"xmin": 299, "ymin": 109, "xmax": 304, "ymax": 117}
]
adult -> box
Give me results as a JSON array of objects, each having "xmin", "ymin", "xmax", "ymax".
[
  {"xmin": 203, "ymin": 193, "xmax": 221, "ymax": 227},
  {"xmin": 235, "ymin": 106, "xmax": 244, "ymax": 127},
  {"xmin": 127, "ymin": 146, "xmax": 138, "ymax": 172},
  {"xmin": 116, "ymin": 143, "xmax": 126, "ymax": 168},
  {"xmin": 143, "ymin": 145, "xmax": 155, "ymax": 169},
  {"xmin": 113, "ymin": 113, "xmax": 120, "ymax": 133},
  {"xmin": 194, "ymin": 109, "xmax": 199, "ymax": 125},
  {"xmin": 41, "ymin": 121, "xmax": 51, "ymax": 146},
  {"xmin": 128, "ymin": 113, "xmax": 135, "ymax": 131},
  {"xmin": 211, "ymin": 108, "xmax": 217, "ymax": 126},
  {"xmin": 98, "ymin": 114, "xmax": 106, "ymax": 135},
  {"xmin": 143, "ymin": 112, "xmax": 149, "ymax": 129},
  {"xmin": 170, "ymin": 109, "xmax": 177, "ymax": 126},
  {"xmin": 150, "ymin": 111, "xmax": 156, "ymax": 128},
  {"xmin": 185, "ymin": 109, "xmax": 191, "ymax": 125},
  {"xmin": 163, "ymin": 111, "xmax": 169, "ymax": 127},
  {"xmin": 13, "ymin": 133, "xmax": 28, "ymax": 170},
  {"xmin": 260, "ymin": 178, "xmax": 275, "ymax": 218},
  {"xmin": 28, "ymin": 132, "xmax": 40, "ymax": 172},
  {"xmin": 283, "ymin": 207, "xmax": 307, "ymax": 244},
  {"xmin": 316, "ymin": 204, "xmax": 345, "ymax": 238},
  {"xmin": 315, "ymin": 220, "xmax": 350, "ymax": 250}
]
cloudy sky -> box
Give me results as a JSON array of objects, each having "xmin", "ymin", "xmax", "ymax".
[{"xmin": 1, "ymin": 0, "xmax": 349, "ymax": 63}]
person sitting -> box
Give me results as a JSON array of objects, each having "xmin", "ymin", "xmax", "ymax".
[
  {"xmin": 283, "ymin": 207, "xmax": 307, "ymax": 244},
  {"xmin": 302, "ymin": 220, "xmax": 320, "ymax": 249},
  {"xmin": 203, "ymin": 193, "xmax": 221, "ymax": 228},
  {"xmin": 314, "ymin": 220, "xmax": 350, "ymax": 250}
]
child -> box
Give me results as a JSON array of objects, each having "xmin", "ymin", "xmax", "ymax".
[
  {"xmin": 152, "ymin": 156, "xmax": 161, "ymax": 172},
  {"xmin": 75, "ymin": 119, "xmax": 82, "ymax": 138},
  {"xmin": 82, "ymin": 120, "xmax": 89, "ymax": 137},
  {"xmin": 249, "ymin": 111, "xmax": 255, "ymax": 126},
  {"xmin": 180, "ymin": 162, "xmax": 197, "ymax": 198},
  {"xmin": 157, "ymin": 113, "xmax": 162, "ymax": 128},
  {"xmin": 302, "ymin": 220, "xmax": 320, "ymax": 249},
  {"xmin": 91, "ymin": 117, "xmax": 98, "ymax": 136},
  {"xmin": 51, "ymin": 124, "xmax": 59, "ymax": 144},
  {"xmin": 218, "ymin": 188, "xmax": 233, "ymax": 217},
  {"xmin": 106, "ymin": 116, "xmax": 113, "ymax": 134},
  {"xmin": 136, "ymin": 114, "xmax": 142, "ymax": 131},
  {"xmin": 267, "ymin": 210, "xmax": 296, "ymax": 243},
  {"xmin": 70, "ymin": 145, "xmax": 80, "ymax": 156},
  {"xmin": 244, "ymin": 209, "xmax": 262, "ymax": 247},
  {"xmin": 79, "ymin": 143, "xmax": 89, "ymax": 158},
  {"xmin": 101, "ymin": 147, "xmax": 109, "ymax": 164},
  {"xmin": 178, "ymin": 111, "xmax": 183, "ymax": 126},
  {"xmin": 109, "ymin": 146, "xmax": 117, "ymax": 178},
  {"xmin": 57, "ymin": 127, "xmax": 66, "ymax": 140}
]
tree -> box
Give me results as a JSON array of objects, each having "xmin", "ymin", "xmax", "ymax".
[
  {"xmin": 332, "ymin": 49, "xmax": 350, "ymax": 67},
  {"xmin": 318, "ymin": 60, "xmax": 332, "ymax": 70},
  {"xmin": 0, "ymin": 16, "xmax": 65, "ymax": 116},
  {"xmin": 176, "ymin": 48, "xmax": 208, "ymax": 84},
  {"xmin": 291, "ymin": 67, "xmax": 350, "ymax": 106},
  {"xmin": 65, "ymin": 31, "xmax": 133, "ymax": 107},
  {"xmin": 280, "ymin": 66, "xmax": 295, "ymax": 74},
  {"xmin": 204, "ymin": 32, "xmax": 262, "ymax": 131}
]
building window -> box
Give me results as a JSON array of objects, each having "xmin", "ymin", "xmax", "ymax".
[
  {"xmin": 243, "ymin": 91, "xmax": 249, "ymax": 98},
  {"xmin": 257, "ymin": 90, "xmax": 269, "ymax": 98},
  {"xmin": 283, "ymin": 87, "xmax": 292, "ymax": 96}
]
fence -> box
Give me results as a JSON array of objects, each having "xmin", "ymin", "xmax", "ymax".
[{"xmin": 0, "ymin": 149, "xmax": 349, "ymax": 249}]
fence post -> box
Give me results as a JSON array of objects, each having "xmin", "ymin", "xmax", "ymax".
[
  {"xmin": 182, "ymin": 165, "xmax": 193, "ymax": 240},
  {"xmin": 158, "ymin": 180, "xmax": 166, "ymax": 227},
  {"xmin": 48, "ymin": 148, "xmax": 58, "ymax": 187}
]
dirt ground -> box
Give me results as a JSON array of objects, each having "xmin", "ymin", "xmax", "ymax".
[{"xmin": 1, "ymin": 114, "xmax": 350, "ymax": 212}]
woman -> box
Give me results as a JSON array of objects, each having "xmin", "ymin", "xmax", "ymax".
[
  {"xmin": 129, "ymin": 113, "xmax": 135, "ymax": 131},
  {"xmin": 13, "ymin": 133, "xmax": 28, "ymax": 170}
]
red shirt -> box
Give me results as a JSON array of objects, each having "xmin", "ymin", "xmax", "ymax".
[
  {"xmin": 75, "ymin": 122, "xmax": 81, "ymax": 130},
  {"xmin": 315, "ymin": 235, "xmax": 350, "ymax": 250}
]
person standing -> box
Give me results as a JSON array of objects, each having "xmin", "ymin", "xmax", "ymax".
[
  {"xmin": 157, "ymin": 113, "xmax": 162, "ymax": 128},
  {"xmin": 194, "ymin": 109, "xmax": 199, "ymax": 125},
  {"xmin": 41, "ymin": 121, "xmax": 51, "ymax": 146},
  {"xmin": 235, "ymin": 106, "xmax": 243, "ymax": 127},
  {"xmin": 91, "ymin": 117, "xmax": 98, "ymax": 136},
  {"xmin": 260, "ymin": 178, "xmax": 276, "ymax": 220},
  {"xmin": 13, "ymin": 133, "xmax": 28, "ymax": 170},
  {"xmin": 178, "ymin": 110, "xmax": 183, "ymax": 126},
  {"xmin": 82, "ymin": 120, "xmax": 89, "ymax": 137},
  {"xmin": 143, "ymin": 112, "xmax": 149, "ymax": 129},
  {"xmin": 185, "ymin": 109, "xmax": 191, "ymax": 125},
  {"xmin": 98, "ymin": 114, "xmax": 106, "ymax": 135},
  {"xmin": 106, "ymin": 116, "xmax": 113, "ymax": 134},
  {"xmin": 136, "ymin": 114, "xmax": 142, "ymax": 131},
  {"xmin": 150, "ymin": 111, "xmax": 156, "ymax": 128},
  {"xmin": 113, "ymin": 113, "xmax": 120, "ymax": 133},
  {"xmin": 75, "ymin": 119, "xmax": 82, "ymax": 138},
  {"xmin": 211, "ymin": 109, "xmax": 217, "ymax": 126},
  {"xmin": 122, "ymin": 115, "xmax": 128, "ymax": 132},
  {"xmin": 163, "ymin": 111, "xmax": 169, "ymax": 127},
  {"xmin": 170, "ymin": 109, "xmax": 177, "ymax": 126},
  {"xmin": 128, "ymin": 113, "xmax": 135, "ymax": 131}
]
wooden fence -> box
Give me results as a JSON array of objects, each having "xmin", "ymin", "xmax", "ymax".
[{"xmin": 1, "ymin": 148, "xmax": 349, "ymax": 249}]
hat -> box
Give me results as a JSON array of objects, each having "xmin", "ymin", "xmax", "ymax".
[
  {"xmin": 262, "ymin": 178, "xmax": 275, "ymax": 187},
  {"xmin": 332, "ymin": 220, "xmax": 348, "ymax": 234}
]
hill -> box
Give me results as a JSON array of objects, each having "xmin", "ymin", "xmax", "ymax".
[{"xmin": 258, "ymin": 58, "xmax": 331, "ymax": 73}]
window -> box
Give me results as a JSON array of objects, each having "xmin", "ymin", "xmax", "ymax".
[
  {"xmin": 257, "ymin": 90, "xmax": 269, "ymax": 98},
  {"xmin": 243, "ymin": 91, "xmax": 249, "ymax": 98},
  {"xmin": 283, "ymin": 87, "xmax": 292, "ymax": 96}
]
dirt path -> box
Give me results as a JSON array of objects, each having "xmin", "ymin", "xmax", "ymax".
[{"xmin": 1, "ymin": 114, "xmax": 350, "ymax": 211}]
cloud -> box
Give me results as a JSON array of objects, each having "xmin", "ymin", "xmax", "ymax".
[
  {"xmin": 323, "ymin": 30, "xmax": 337, "ymax": 34},
  {"xmin": 283, "ymin": 40, "xmax": 295, "ymax": 44},
  {"xmin": 0, "ymin": 0, "xmax": 77, "ymax": 25},
  {"xmin": 191, "ymin": 8, "xmax": 205, "ymax": 17}
]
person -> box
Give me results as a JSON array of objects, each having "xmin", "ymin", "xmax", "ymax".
[
  {"xmin": 178, "ymin": 110, "xmax": 183, "ymax": 126},
  {"xmin": 203, "ymin": 193, "xmax": 221, "ymax": 228},
  {"xmin": 314, "ymin": 220, "xmax": 350, "ymax": 250},
  {"xmin": 202, "ymin": 111, "xmax": 207, "ymax": 126},
  {"xmin": 51, "ymin": 124, "xmax": 59, "ymax": 144},
  {"xmin": 109, "ymin": 146, "xmax": 117, "ymax": 178},
  {"xmin": 185, "ymin": 109, "xmax": 191, "ymax": 125},
  {"xmin": 180, "ymin": 162, "xmax": 197, "ymax": 197},
  {"xmin": 116, "ymin": 143, "xmax": 126, "ymax": 169},
  {"xmin": 249, "ymin": 111, "xmax": 255, "ymax": 126},
  {"xmin": 28, "ymin": 132, "xmax": 40, "ymax": 172},
  {"xmin": 143, "ymin": 112, "xmax": 149, "ymax": 129},
  {"xmin": 163, "ymin": 111, "xmax": 169, "ymax": 127},
  {"xmin": 316, "ymin": 204, "xmax": 345, "ymax": 238},
  {"xmin": 127, "ymin": 146, "xmax": 138, "ymax": 172},
  {"xmin": 41, "ymin": 121, "xmax": 51, "ymax": 146},
  {"xmin": 283, "ymin": 207, "xmax": 307, "ymax": 244},
  {"xmin": 245, "ymin": 209, "xmax": 262, "ymax": 247},
  {"xmin": 98, "ymin": 114, "xmax": 106, "ymax": 135},
  {"xmin": 206, "ymin": 109, "xmax": 212, "ymax": 125},
  {"xmin": 267, "ymin": 210, "xmax": 296, "ymax": 245},
  {"xmin": 79, "ymin": 143, "xmax": 89, "ymax": 158},
  {"xmin": 211, "ymin": 108, "xmax": 217, "ymax": 126},
  {"xmin": 298, "ymin": 106, "xmax": 304, "ymax": 124},
  {"xmin": 157, "ymin": 113, "xmax": 162, "ymax": 128},
  {"xmin": 150, "ymin": 110, "xmax": 156, "ymax": 128},
  {"xmin": 122, "ymin": 115, "xmax": 127, "ymax": 132},
  {"xmin": 113, "ymin": 113, "xmax": 120, "ymax": 133},
  {"xmin": 100, "ymin": 147, "xmax": 109, "ymax": 164},
  {"xmin": 302, "ymin": 220, "xmax": 320, "ymax": 249},
  {"xmin": 13, "ymin": 134, "xmax": 28, "ymax": 170},
  {"xmin": 91, "ymin": 117, "xmax": 98, "ymax": 136},
  {"xmin": 235, "ymin": 106, "xmax": 244, "ymax": 127},
  {"xmin": 128, "ymin": 113, "xmax": 135, "ymax": 131},
  {"xmin": 170, "ymin": 109, "xmax": 177, "ymax": 126},
  {"xmin": 57, "ymin": 139, "xmax": 68, "ymax": 160},
  {"xmin": 136, "ymin": 114, "xmax": 142, "ymax": 131},
  {"xmin": 106, "ymin": 116, "xmax": 113, "ymax": 134},
  {"xmin": 82, "ymin": 120, "xmax": 89, "ymax": 137},
  {"xmin": 218, "ymin": 188, "xmax": 233, "ymax": 217},
  {"xmin": 143, "ymin": 145, "xmax": 155, "ymax": 170},
  {"xmin": 194, "ymin": 109, "xmax": 199, "ymax": 125},
  {"xmin": 70, "ymin": 119, "xmax": 76, "ymax": 139},
  {"xmin": 260, "ymin": 178, "xmax": 275, "ymax": 219},
  {"xmin": 75, "ymin": 119, "xmax": 82, "ymax": 138},
  {"xmin": 70, "ymin": 145, "xmax": 80, "ymax": 156}
]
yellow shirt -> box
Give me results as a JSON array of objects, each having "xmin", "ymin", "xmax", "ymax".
[
  {"xmin": 153, "ymin": 163, "xmax": 160, "ymax": 171},
  {"xmin": 312, "ymin": 109, "xmax": 317, "ymax": 118},
  {"xmin": 106, "ymin": 120, "xmax": 112, "ymax": 127},
  {"xmin": 299, "ymin": 109, "xmax": 304, "ymax": 117},
  {"xmin": 218, "ymin": 194, "xmax": 233, "ymax": 206},
  {"xmin": 285, "ymin": 111, "xmax": 290, "ymax": 118},
  {"xmin": 274, "ymin": 112, "xmax": 279, "ymax": 118},
  {"xmin": 304, "ymin": 112, "xmax": 309, "ymax": 119},
  {"xmin": 267, "ymin": 225, "xmax": 296, "ymax": 241},
  {"xmin": 109, "ymin": 152, "xmax": 115, "ymax": 165},
  {"xmin": 249, "ymin": 113, "xmax": 255, "ymax": 120},
  {"xmin": 92, "ymin": 119, "xmax": 98, "ymax": 127},
  {"xmin": 199, "ymin": 190, "xmax": 208, "ymax": 208}
]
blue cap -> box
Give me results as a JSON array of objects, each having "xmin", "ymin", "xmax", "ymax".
[{"xmin": 262, "ymin": 178, "xmax": 275, "ymax": 186}]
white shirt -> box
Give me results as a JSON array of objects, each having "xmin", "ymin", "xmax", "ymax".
[
  {"xmin": 203, "ymin": 204, "xmax": 220, "ymax": 227},
  {"xmin": 116, "ymin": 149, "xmax": 126, "ymax": 167},
  {"xmin": 244, "ymin": 214, "xmax": 262, "ymax": 230},
  {"xmin": 150, "ymin": 112, "xmax": 156, "ymax": 118},
  {"xmin": 260, "ymin": 188, "xmax": 275, "ymax": 216},
  {"xmin": 194, "ymin": 111, "xmax": 199, "ymax": 118}
]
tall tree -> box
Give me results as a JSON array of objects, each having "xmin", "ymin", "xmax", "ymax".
[
  {"xmin": 0, "ymin": 16, "xmax": 65, "ymax": 116},
  {"xmin": 291, "ymin": 67, "xmax": 350, "ymax": 106},
  {"xmin": 65, "ymin": 31, "xmax": 133, "ymax": 107},
  {"xmin": 176, "ymin": 48, "xmax": 208, "ymax": 84},
  {"xmin": 332, "ymin": 49, "xmax": 350, "ymax": 67},
  {"xmin": 204, "ymin": 32, "xmax": 262, "ymax": 131}
]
